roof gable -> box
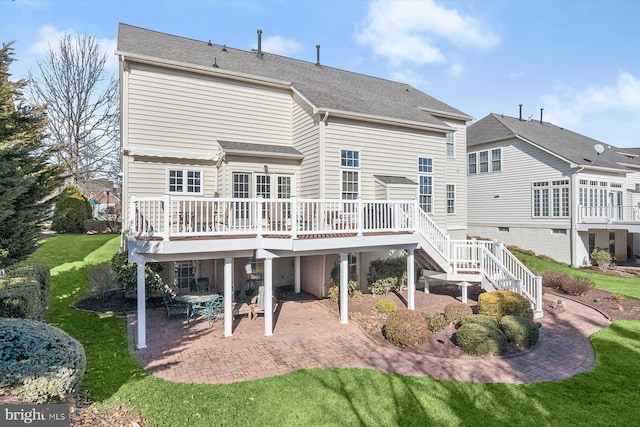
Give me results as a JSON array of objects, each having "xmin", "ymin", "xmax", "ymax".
[
  {"xmin": 468, "ymin": 113, "xmax": 640, "ymax": 171},
  {"xmin": 117, "ymin": 23, "xmax": 470, "ymax": 130}
]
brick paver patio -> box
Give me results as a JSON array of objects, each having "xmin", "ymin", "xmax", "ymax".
[{"xmin": 129, "ymin": 295, "xmax": 612, "ymax": 385}]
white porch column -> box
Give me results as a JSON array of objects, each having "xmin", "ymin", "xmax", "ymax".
[
  {"xmin": 136, "ymin": 260, "xmax": 147, "ymax": 349},
  {"xmin": 223, "ymin": 257, "xmax": 233, "ymax": 337},
  {"xmin": 340, "ymin": 252, "xmax": 348, "ymax": 324},
  {"xmin": 264, "ymin": 257, "xmax": 274, "ymax": 336},
  {"xmin": 407, "ymin": 248, "xmax": 415, "ymax": 310},
  {"xmin": 294, "ymin": 256, "xmax": 301, "ymax": 294}
]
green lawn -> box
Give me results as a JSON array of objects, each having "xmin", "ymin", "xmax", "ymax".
[{"xmin": 28, "ymin": 235, "xmax": 640, "ymax": 426}]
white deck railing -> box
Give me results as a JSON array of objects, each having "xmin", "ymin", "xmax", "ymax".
[
  {"xmin": 130, "ymin": 195, "xmax": 542, "ymax": 314},
  {"xmin": 578, "ymin": 204, "xmax": 640, "ymax": 223}
]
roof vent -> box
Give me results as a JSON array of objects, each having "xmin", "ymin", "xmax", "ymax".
[
  {"xmin": 257, "ymin": 29, "xmax": 263, "ymax": 56},
  {"xmin": 519, "ymin": 104, "xmax": 523, "ymax": 120},
  {"xmin": 540, "ymin": 108, "xmax": 544, "ymax": 124},
  {"xmin": 316, "ymin": 45, "xmax": 321, "ymax": 66},
  {"xmin": 208, "ymin": 39, "xmax": 212, "ymax": 46},
  {"xmin": 213, "ymin": 57, "xmax": 218, "ymax": 68}
]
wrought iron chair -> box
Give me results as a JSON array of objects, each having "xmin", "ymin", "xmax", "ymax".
[
  {"xmin": 162, "ymin": 287, "xmax": 190, "ymax": 320},
  {"xmin": 195, "ymin": 294, "xmax": 224, "ymax": 329}
]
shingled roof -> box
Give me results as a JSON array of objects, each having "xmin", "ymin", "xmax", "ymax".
[
  {"xmin": 468, "ymin": 113, "xmax": 640, "ymax": 171},
  {"xmin": 116, "ymin": 23, "xmax": 471, "ymax": 130}
]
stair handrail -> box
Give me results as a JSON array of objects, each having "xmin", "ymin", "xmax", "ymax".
[{"xmin": 415, "ymin": 207, "xmax": 450, "ymax": 260}]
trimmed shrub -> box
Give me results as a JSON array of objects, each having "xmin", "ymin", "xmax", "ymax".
[
  {"xmin": 368, "ymin": 277, "xmax": 397, "ymax": 296},
  {"xmin": 111, "ymin": 251, "xmax": 164, "ymax": 299},
  {"xmin": 85, "ymin": 220, "xmax": 109, "ymax": 233},
  {"xmin": 541, "ymin": 270, "xmax": 569, "ymax": 290},
  {"xmin": 458, "ymin": 314, "xmax": 499, "ymax": 329},
  {"xmin": 0, "ymin": 318, "xmax": 86, "ymax": 403},
  {"xmin": 0, "ymin": 277, "xmax": 46, "ymax": 321},
  {"xmin": 456, "ymin": 322, "xmax": 507, "ymax": 356},
  {"xmin": 327, "ymin": 285, "xmax": 339, "ymax": 302},
  {"xmin": 477, "ymin": 290, "xmax": 533, "ymax": 320},
  {"xmin": 423, "ymin": 312, "xmax": 448, "ymax": 332},
  {"xmin": 367, "ymin": 256, "xmax": 422, "ymax": 288},
  {"xmin": 499, "ymin": 315, "xmax": 539, "ymax": 349},
  {"xmin": 51, "ymin": 186, "xmax": 92, "ymax": 233},
  {"xmin": 375, "ymin": 299, "xmax": 397, "ymax": 313},
  {"xmin": 384, "ymin": 309, "xmax": 429, "ymax": 347},
  {"xmin": 327, "ymin": 280, "xmax": 361, "ymax": 303},
  {"xmin": 86, "ymin": 262, "xmax": 118, "ymax": 295},
  {"xmin": 560, "ymin": 277, "xmax": 593, "ymax": 296},
  {"xmin": 443, "ymin": 302, "xmax": 473, "ymax": 325},
  {"xmin": 591, "ymin": 248, "xmax": 612, "ymax": 272},
  {"xmin": 3, "ymin": 264, "xmax": 50, "ymax": 317}
]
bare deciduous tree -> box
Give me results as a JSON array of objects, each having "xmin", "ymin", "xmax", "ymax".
[{"xmin": 28, "ymin": 33, "xmax": 119, "ymax": 185}]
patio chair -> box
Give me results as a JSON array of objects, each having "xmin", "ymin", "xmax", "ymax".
[
  {"xmin": 250, "ymin": 285, "xmax": 277, "ymax": 320},
  {"xmin": 195, "ymin": 294, "xmax": 224, "ymax": 329},
  {"xmin": 162, "ymin": 289, "xmax": 190, "ymax": 320},
  {"xmin": 195, "ymin": 277, "xmax": 210, "ymax": 292}
]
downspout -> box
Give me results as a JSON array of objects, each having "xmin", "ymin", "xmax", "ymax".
[
  {"xmin": 319, "ymin": 111, "xmax": 329, "ymax": 199},
  {"xmin": 571, "ymin": 166, "xmax": 585, "ymax": 267}
]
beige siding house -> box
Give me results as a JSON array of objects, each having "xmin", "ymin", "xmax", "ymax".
[
  {"xmin": 467, "ymin": 113, "xmax": 640, "ymax": 266},
  {"xmin": 117, "ymin": 24, "xmax": 542, "ymax": 349}
]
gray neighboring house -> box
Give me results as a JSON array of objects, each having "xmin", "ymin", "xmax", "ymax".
[{"xmin": 467, "ymin": 113, "xmax": 640, "ymax": 266}]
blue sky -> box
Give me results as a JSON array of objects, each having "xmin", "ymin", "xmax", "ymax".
[{"xmin": 2, "ymin": 0, "xmax": 639, "ymax": 147}]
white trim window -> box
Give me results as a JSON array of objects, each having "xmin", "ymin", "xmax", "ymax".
[
  {"xmin": 533, "ymin": 179, "xmax": 569, "ymax": 218},
  {"xmin": 174, "ymin": 260, "xmax": 196, "ymax": 289},
  {"xmin": 168, "ymin": 169, "xmax": 203, "ymax": 194},
  {"xmin": 418, "ymin": 157, "xmax": 433, "ymax": 213},
  {"xmin": 446, "ymin": 184, "xmax": 455, "ymax": 214},
  {"xmin": 468, "ymin": 148, "xmax": 501, "ymax": 174},
  {"xmin": 341, "ymin": 149, "xmax": 360, "ymax": 200},
  {"xmin": 446, "ymin": 132, "xmax": 455, "ymax": 158}
]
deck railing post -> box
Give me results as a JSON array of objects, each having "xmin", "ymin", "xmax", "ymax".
[
  {"xmin": 162, "ymin": 194, "xmax": 170, "ymax": 240},
  {"xmin": 290, "ymin": 196, "xmax": 298, "ymax": 239},
  {"xmin": 357, "ymin": 197, "xmax": 363, "ymax": 236},
  {"xmin": 256, "ymin": 197, "xmax": 263, "ymax": 238},
  {"xmin": 535, "ymin": 276, "xmax": 543, "ymax": 313}
]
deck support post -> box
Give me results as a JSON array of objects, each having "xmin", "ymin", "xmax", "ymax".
[
  {"xmin": 294, "ymin": 256, "xmax": 301, "ymax": 293},
  {"xmin": 407, "ymin": 248, "xmax": 415, "ymax": 310},
  {"xmin": 136, "ymin": 260, "xmax": 147, "ymax": 349},
  {"xmin": 224, "ymin": 257, "xmax": 233, "ymax": 337},
  {"xmin": 264, "ymin": 257, "xmax": 274, "ymax": 336},
  {"xmin": 339, "ymin": 252, "xmax": 348, "ymax": 324}
]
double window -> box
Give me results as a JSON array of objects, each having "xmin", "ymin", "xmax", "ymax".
[
  {"xmin": 168, "ymin": 169, "xmax": 202, "ymax": 194},
  {"xmin": 418, "ymin": 157, "xmax": 433, "ymax": 213},
  {"xmin": 468, "ymin": 148, "xmax": 501, "ymax": 174}
]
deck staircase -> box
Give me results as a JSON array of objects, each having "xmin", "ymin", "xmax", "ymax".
[{"xmin": 414, "ymin": 209, "xmax": 543, "ymax": 318}]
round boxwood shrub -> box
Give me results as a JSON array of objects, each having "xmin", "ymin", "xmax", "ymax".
[
  {"xmin": 499, "ymin": 315, "xmax": 539, "ymax": 349},
  {"xmin": 458, "ymin": 314, "xmax": 499, "ymax": 329},
  {"xmin": 443, "ymin": 302, "xmax": 473, "ymax": 325},
  {"xmin": 456, "ymin": 322, "xmax": 507, "ymax": 356},
  {"xmin": 423, "ymin": 312, "xmax": 448, "ymax": 332},
  {"xmin": 51, "ymin": 186, "xmax": 92, "ymax": 233},
  {"xmin": 375, "ymin": 298, "xmax": 397, "ymax": 313},
  {"xmin": 384, "ymin": 309, "xmax": 429, "ymax": 347},
  {"xmin": 0, "ymin": 318, "xmax": 86, "ymax": 403},
  {"xmin": 477, "ymin": 290, "xmax": 533, "ymax": 320}
]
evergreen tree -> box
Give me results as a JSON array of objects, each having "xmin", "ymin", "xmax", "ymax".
[{"xmin": 0, "ymin": 42, "xmax": 64, "ymax": 268}]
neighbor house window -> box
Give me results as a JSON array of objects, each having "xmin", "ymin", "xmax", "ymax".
[
  {"xmin": 468, "ymin": 153, "xmax": 477, "ymax": 174},
  {"xmin": 418, "ymin": 157, "xmax": 433, "ymax": 213},
  {"xmin": 533, "ymin": 180, "xmax": 569, "ymax": 218},
  {"xmin": 446, "ymin": 133, "xmax": 455, "ymax": 158},
  {"xmin": 479, "ymin": 151, "xmax": 489, "ymax": 173},
  {"xmin": 168, "ymin": 169, "xmax": 202, "ymax": 194},
  {"xmin": 491, "ymin": 148, "xmax": 502, "ymax": 172},
  {"xmin": 446, "ymin": 184, "xmax": 455, "ymax": 214}
]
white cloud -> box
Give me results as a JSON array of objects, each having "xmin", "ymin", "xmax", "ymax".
[
  {"xmin": 29, "ymin": 25, "xmax": 118, "ymax": 71},
  {"xmin": 390, "ymin": 68, "xmax": 429, "ymax": 88},
  {"xmin": 542, "ymin": 72, "xmax": 640, "ymax": 127},
  {"xmin": 356, "ymin": 0, "xmax": 499, "ymax": 66},
  {"xmin": 261, "ymin": 35, "xmax": 303, "ymax": 56},
  {"xmin": 449, "ymin": 63, "xmax": 463, "ymax": 77},
  {"xmin": 542, "ymin": 72, "xmax": 640, "ymax": 147}
]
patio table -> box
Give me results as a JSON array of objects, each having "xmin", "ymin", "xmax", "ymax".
[{"xmin": 175, "ymin": 292, "xmax": 220, "ymax": 321}]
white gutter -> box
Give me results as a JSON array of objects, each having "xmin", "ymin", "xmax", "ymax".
[{"xmin": 313, "ymin": 107, "xmax": 454, "ymax": 133}]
